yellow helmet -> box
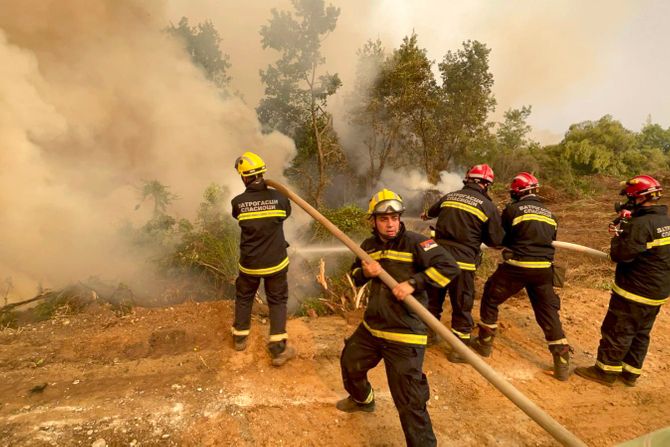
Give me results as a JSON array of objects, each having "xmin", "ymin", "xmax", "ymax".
[
  {"xmin": 235, "ymin": 151, "xmax": 267, "ymax": 177},
  {"xmin": 368, "ymin": 188, "xmax": 405, "ymax": 216}
]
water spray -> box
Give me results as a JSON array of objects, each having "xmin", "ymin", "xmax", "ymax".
[{"xmin": 266, "ymin": 179, "xmax": 588, "ymax": 447}]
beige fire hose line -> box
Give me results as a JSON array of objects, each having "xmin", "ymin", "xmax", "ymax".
[
  {"xmin": 551, "ymin": 241, "xmax": 609, "ymax": 260},
  {"xmin": 267, "ymin": 179, "xmax": 589, "ymax": 447}
]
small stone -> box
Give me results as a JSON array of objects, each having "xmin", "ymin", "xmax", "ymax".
[
  {"xmin": 73, "ymin": 380, "xmax": 81, "ymax": 385},
  {"xmin": 130, "ymin": 440, "xmax": 138, "ymax": 446},
  {"xmin": 87, "ymin": 430, "xmax": 94, "ymax": 436},
  {"xmin": 91, "ymin": 438, "xmax": 106, "ymax": 447},
  {"xmin": 161, "ymin": 434, "xmax": 170, "ymax": 439}
]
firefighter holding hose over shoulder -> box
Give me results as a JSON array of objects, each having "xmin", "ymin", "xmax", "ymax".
[
  {"xmin": 575, "ymin": 175, "xmax": 670, "ymax": 386},
  {"xmin": 337, "ymin": 189, "xmax": 460, "ymax": 447},
  {"xmin": 421, "ymin": 164, "xmax": 504, "ymax": 362},
  {"xmin": 471, "ymin": 173, "xmax": 572, "ymax": 381},
  {"xmin": 230, "ymin": 151, "xmax": 295, "ymax": 367}
]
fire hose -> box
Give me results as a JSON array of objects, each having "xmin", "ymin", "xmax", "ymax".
[{"xmin": 267, "ymin": 179, "xmax": 589, "ymax": 447}]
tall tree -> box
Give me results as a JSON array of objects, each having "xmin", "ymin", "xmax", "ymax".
[
  {"xmin": 376, "ymin": 33, "xmax": 439, "ymax": 181},
  {"xmin": 491, "ymin": 106, "xmax": 540, "ymax": 180},
  {"xmin": 438, "ymin": 40, "xmax": 496, "ymax": 177},
  {"xmin": 166, "ymin": 17, "xmax": 231, "ymax": 92},
  {"xmin": 257, "ymin": 0, "xmax": 343, "ymax": 208}
]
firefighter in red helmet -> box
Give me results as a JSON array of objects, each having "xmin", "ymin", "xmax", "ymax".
[
  {"xmin": 421, "ymin": 164, "xmax": 504, "ymax": 362},
  {"xmin": 576, "ymin": 175, "xmax": 670, "ymax": 386},
  {"xmin": 471, "ymin": 172, "xmax": 571, "ymax": 380}
]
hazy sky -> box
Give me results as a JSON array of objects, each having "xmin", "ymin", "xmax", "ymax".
[{"xmin": 167, "ymin": 0, "xmax": 670, "ymax": 143}]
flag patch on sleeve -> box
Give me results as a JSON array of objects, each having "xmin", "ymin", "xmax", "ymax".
[{"xmin": 420, "ymin": 239, "xmax": 438, "ymax": 251}]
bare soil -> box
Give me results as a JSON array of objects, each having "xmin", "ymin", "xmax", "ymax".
[{"xmin": 1, "ymin": 195, "xmax": 669, "ymax": 447}]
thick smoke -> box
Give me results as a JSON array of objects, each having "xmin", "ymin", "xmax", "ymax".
[{"xmin": 0, "ymin": 1, "xmax": 294, "ymax": 302}]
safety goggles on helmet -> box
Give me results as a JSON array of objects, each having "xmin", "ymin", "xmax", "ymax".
[
  {"xmin": 372, "ymin": 199, "xmax": 405, "ymax": 215},
  {"xmin": 368, "ymin": 189, "xmax": 405, "ymax": 215}
]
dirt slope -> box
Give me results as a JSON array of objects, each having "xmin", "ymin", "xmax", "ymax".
[{"xmin": 1, "ymin": 287, "xmax": 669, "ymax": 447}]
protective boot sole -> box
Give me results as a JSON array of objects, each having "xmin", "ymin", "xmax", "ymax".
[
  {"xmin": 271, "ymin": 345, "xmax": 296, "ymax": 367},
  {"xmin": 574, "ymin": 366, "xmax": 616, "ymax": 387},
  {"xmin": 336, "ymin": 397, "xmax": 375, "ymax": 413}
]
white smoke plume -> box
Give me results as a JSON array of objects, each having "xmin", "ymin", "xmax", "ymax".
[
  {"xmin": 0, "ymin": 1, "xmax": 295, "ymax": 302},
  {"xmin": 375, "ymin": 169, "xmax": 463, "ymax": 213}
]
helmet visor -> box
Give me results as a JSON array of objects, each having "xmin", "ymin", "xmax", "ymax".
[{"xmin": 372, "ymin": 199, "xmax": 405, "ymax": 215}]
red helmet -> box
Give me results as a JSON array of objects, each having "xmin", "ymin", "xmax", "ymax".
[
  {"xmin": 465, "ymin": 164, "xmax": 495, "ymax": 184},
  {"xmin": 620, "ymin": 175, "xmax": 662, "ymax": 199},
  {"xmin": 510, "ymin": 172, "xmax": 540, "ymax": 196}
]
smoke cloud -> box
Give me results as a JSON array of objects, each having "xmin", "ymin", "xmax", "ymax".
[{"xmin": 0, "ymin": 1, "xmax": 295, "ymax": 302}]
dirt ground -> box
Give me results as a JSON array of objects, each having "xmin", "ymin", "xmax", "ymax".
[{"xmin": 2, "ymin": 196, "xmax": 670, "ymax": 446}]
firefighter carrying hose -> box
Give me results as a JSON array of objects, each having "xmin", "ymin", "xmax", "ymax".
[
  {"xmin": 575, "ymin": 175, "xmax": 670, "ymax": 386},
  {"xmin": 230, "ymin": 151, "xmax": 296, "ymax": 366},
  {"xmin": 337, "ymin": 189, "xmax": 460, "ymax": 447},
  {"xmin": 421, "ymin": 164, "xmax": 504, "ymax": 362},
  {"xmin": 471, "ymin": 173, "xmax": 571, "ymax": 381}
]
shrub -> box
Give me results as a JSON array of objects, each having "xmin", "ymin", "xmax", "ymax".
[{"xmin": 310, "ymin": 204, "xmax": 369, "ymax": 242}]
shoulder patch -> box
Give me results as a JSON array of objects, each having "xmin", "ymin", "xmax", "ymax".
[{"xmin": 420, "ymin": 239, "xmax": 438, "ymax": 251}]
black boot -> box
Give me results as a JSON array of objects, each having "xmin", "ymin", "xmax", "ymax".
[
  {"xmin": 574, "ymin": 366, "xmax": 617, "ymax": 387},
  {"xmin": 620, "ymin": 371, "xmax": 638, "ymax": 387},
  {"xmin": 234, "ymin": 335, "xmax": 248, "ymax": 351},
  {"xmin": 472, "ymin": 325, "xmax": 496, "ymax": 357},
  {"xmin": 336, "ymin": 396, "xmax": 375, "ymax": 413},
  {"xmin": 271, "ymin": 344, "xmax": 296, "ymax": 367},
  {"xmin": 447, "ymin": 337, "xmax": 471, "ymax": 363},
  {"xmin": 550, "ymin": 345, "xmax": 571, "ymax": 381}
]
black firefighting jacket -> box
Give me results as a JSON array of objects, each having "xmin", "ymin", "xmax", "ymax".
[
  {"xmin": 501, "ymin": 195, "xmax": 557, "ymax": 268},
  {"xmin": 231, "ymin": 178, "xmax": 291, "ymax": 276},
  {"xmin": 610, "ymin": 205, "xmax": 670, "ymax": 306},
  {"xmin": 350, "ymin": 224, "xmax": 460, "ymax": 346},
  {"xmin": 426, "ymin": 183, "xmax": 503, "ymax": 271}
]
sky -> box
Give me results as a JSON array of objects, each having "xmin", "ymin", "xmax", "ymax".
[{"xmin": 167, "ymin": 0, "xmax": 670, "ymax": 144}]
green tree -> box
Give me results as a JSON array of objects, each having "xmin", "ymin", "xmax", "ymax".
[
  {"xmin": 166, "ymin": 17, "xmax": 231, "ymax": 92},
  {"xmin": 257, "ymin": 0, "xmax": 343, "ymax": 208},
  {"xmin": 638, "ymin": 120, "xmax": 670, "ymax": 154},
  {"xmin": 490, "ymin": 106, "xmax": 540, "ymax": 180},
  {"xmin": 376, "ymin": 33, "xmax": 439, "ymax": 181},
  {"xmin": 136, "ymin": 180, "xmax": 178, "ymax": 217},
  {"xmin": 560, "ymin": 115, "xmax": 639, "ymax": 176},
  {"xmin": 437, "ymin": 40, "xmax": 496, "ymax": 177}
]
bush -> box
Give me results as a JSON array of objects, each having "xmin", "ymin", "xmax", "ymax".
[{"xmin": 310, "ymin": 204, "xmax": 369, "ymax": 242}]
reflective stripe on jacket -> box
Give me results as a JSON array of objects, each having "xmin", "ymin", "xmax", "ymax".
[
  {"xmin": 426, "ymin": 184, "xmax": 503, "ymax": 264},
  {"xmin": 501, "ymin": 195, "xmax": 556, "ymax": 267},
  {"xmin": 231, "ymin": 178, "xmax": 291, "ymax": 276},
  {"xmin": 350, "ymin": 224, "xmax": 461, "ymax": 345},
  {"xmin": 610, "ymin": 205, "xmax": 670, "ymax": 305}
]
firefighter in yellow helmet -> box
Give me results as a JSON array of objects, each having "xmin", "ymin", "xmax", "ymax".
[
  {"xmin": 230, "ymin": 151, "xmax": 295, "ymax": 366},
  {"xmin": 337, "ymin": 189, "xmax": 460, "ymax": 446}
]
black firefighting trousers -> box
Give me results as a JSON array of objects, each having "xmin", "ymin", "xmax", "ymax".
[
  {"xmin": 596, "ymin": 293, "xmax": 661, "ymax": 379},
  {"xmin": 340, "ymin": 324, "xmax": 436, "ymax": 447},
  {"xmin": 233, "ymin": 269, "xmax": 288, "ymax": 356},
  {"xmin": 479, "ymin": 263, "xmax": 566, "ymax": 349},
  {"xmin": 427, "ymin": 269, "xmax": 476, "ymax": 342}
]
